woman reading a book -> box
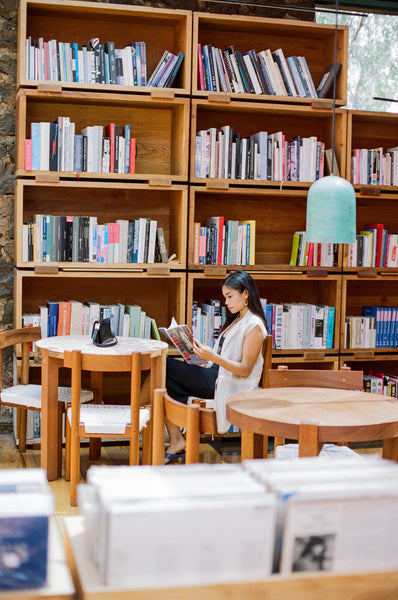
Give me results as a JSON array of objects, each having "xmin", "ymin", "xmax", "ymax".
[{"xmin": 164, "ymin": 270, "xmax": 267, "ymax": 463}]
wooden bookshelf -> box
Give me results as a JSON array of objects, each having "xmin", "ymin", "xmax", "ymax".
[
  {"xmin": 15, "ymin": 89, "xmax": 190, "ymax": 181},
  {"xmin": 341, "ymin": 273, "xmax": 398, "ymax": 353},
  {"xmin": 187, "ymin": 271, "xmax": 341, "ymax": 364},
  {"xmin": 14, "ymin": 179, "xmax": 188, "ymax": 269},
  {"xmin": 346, "ymin": 109, "xmax": 398, "ymax": 191},
  {"xmin": 190, "ymin": 99, "xmax": 347, "ymax": 184},
  {"xmin": 188, "ymin": 185, "xmax": 342, "ymax": 271},
  {"xmin": 13, "ymin": 269, "xmax": 186, "ymax": 332},
  {"xmin": 17, "ymin": 0, "xmax": 192, "ymax": 96},
  {"xmin": 342, "ymin": 188, "xmax": 398, "ymax": 273},
  {"xmin": 192, "ymin": 12, "xmax": 348, "ymax": 106}
]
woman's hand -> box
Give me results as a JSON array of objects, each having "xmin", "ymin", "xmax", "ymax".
[{"xmin": 193, "ymin": 338, "xmax": 216, "ymax": 362}]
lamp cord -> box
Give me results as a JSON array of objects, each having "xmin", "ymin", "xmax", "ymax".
[{"xmin": 331, "ymin": 0, "xmax": 339, "ymax": 174}]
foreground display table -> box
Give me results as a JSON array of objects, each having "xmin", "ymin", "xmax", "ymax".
[
  {"xmin": 36, "ymin": 336, "xmax": 168, "ymax": 480},
  {"xmin": 62, "ymin": 516, "xmax": 398, "ymax": 600},
  {"xmin": 226, "ymin": 387, "xmax": 398, "ymax": 460}
]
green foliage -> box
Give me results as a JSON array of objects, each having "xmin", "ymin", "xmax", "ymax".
[{"xmin": 316, "ymin": 11, "xmax": 398, "ymax": 113}]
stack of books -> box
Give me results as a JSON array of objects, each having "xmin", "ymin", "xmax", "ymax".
[
  {"xmin": 193, "ymin": 218, "xmax": 255, "ymax": 265},
  {"xmin": 344, "ymin": 305, "xmax": 398, "ymax": 349},
  {"xmin": 195, "ymin": 127, "xmax": 325, "ymax": 182},
  {"xmin": 22, "ymin": 299, "xmax": 161, "ymax": 340},
  {"xmin": 25, "ymin": 119, "xmax": 136, "ymax": 174},
  {"xmin": 197, "ymin": 44, "xmax": 318, "ymax": 98},
  {"xmin": 23, "ymin": 215, "xmax": 166, "ymax": 265},
  {"xmin": 351, "ymin": 146, "xmax": 398, "ymax": 186},
  {"xmin": 0, "ymin": 469, "xmax": 54, "ymax": 591}
]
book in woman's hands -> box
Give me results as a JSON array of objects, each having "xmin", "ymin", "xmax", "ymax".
[{"xmin": 158, "ymin": 318, "xmax": 207, "ymax": 365}]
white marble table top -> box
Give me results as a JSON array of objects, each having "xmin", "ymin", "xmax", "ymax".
[{"xmin": 36, "ymin": 335, "xmax": 168, "ymax": 357}]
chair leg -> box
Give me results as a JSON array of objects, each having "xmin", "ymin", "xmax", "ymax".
[
  {"xmin": 65, "ymin": 416, "xmax": 71, "ymax": 482},
  {"xmin": 89, "ymin": 438, "xmax": 101, "ymax": 460},
  {"xmin": 70, "ymin": 427, "xmax": 81, "ymax": 507},
  {"xmin": 18, "ymin": 408, "xmax": 27, "ymax": 453},
  {"xmin": 141, "ymin": 424, "xmax": 151, "ymax": 465},
  {"xmin": 57, "ymin": 406, "xmax": 64, "ymax": 479}
]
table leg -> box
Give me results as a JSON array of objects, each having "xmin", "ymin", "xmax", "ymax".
[
  {"xmin": 240, "ymin": 430, "xmax": 266, "ymax": 460},
  {"xmin": 142, "ymin": 352, "xmax": 165, "ymax": 465},
  {"xmin": 383, "ymin": 437, "xmax": 398, "ymax": 462},
  {"xmin": 298, "ymin": 423, "xmax": 322, "ymax": 457},
  {"xmin": 41, "ymin": 350, "xmax": 60, "ymax": 480},
  {"xmin": 89, "ymin": 371, "xmax": 103, "ymax": 461}
]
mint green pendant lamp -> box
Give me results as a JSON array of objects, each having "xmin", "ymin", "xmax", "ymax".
[
  {"xmin": 306, "ymin": 175, "xmax": 356, "ymax": 243},
  {"xmin": 306, "ymin": 0, "xmax": 356, "ymax": 244}
]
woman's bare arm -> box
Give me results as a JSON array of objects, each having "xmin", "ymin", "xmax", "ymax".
[{"xmin": 193, "ymin": 324, "xmax": 263, "ymax": 377}]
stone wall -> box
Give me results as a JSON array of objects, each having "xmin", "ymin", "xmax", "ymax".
[{"xmin": 0, "ymin": 0, "xmax": 314, "ymax": 429}]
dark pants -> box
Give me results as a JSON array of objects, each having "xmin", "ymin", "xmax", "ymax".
[{"xmin": 166, "ymin": 356, "xmax": 219, "ymax": 404}]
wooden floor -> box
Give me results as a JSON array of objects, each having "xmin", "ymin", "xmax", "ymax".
[{"xmin": 0, "ymin": 433, "xmax": 382, "ymax": 516}]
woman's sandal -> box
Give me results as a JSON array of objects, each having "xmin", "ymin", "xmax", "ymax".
[{"xmin": 164, "ymin": 450, "xmax": 186, "ymax": 465}]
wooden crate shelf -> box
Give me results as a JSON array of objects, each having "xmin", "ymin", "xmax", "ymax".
[
  {"xmin": 17, "ymin": 0, "xmax": 192, "ymax": 95},
  {"xmin": 15, "ymin": 89, "xmax": 190, "ymax": 181},
  {"xmin": 192, "ymin": 12, "xmax": 348, "ymax": 106}
]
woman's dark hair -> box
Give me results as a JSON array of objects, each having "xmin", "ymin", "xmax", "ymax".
[{"xmin": 220, "ymin": 270, "xmax": 268, "ymax": 331}]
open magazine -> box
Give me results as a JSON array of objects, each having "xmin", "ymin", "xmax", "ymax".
[{"xmin": 158, "ymin": 318, "xmax": 207, "ymax": 365}]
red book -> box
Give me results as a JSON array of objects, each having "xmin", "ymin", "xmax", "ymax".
[
  {"xmin": 57, "ymin": 301, "xmax": 71, "ymax": 336},
  {"xmin": 105, "ymin": 123, "xmax": 115, "ymax": 173},
  {"xmin": 198, "ymin": 43, "xmax": 205, "ymax": 91},
  {"xmin": 25, "ymin": 139, "xmax": 33, "ymax": 170},
  {"xmin": 130, "ymin": 137, "xmax": 136, "ymax": 174},
  {"xmin": 365, "ymin": 223, "xmax": 384, "ymax": 267}
]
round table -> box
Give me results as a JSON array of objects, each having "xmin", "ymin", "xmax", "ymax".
[
  {"xmin": 36, "ymin": 335, "xmax": 168, "ymax": 479},
  {"xmin": 226, "ymin": 386, "xmax": 398, "ymax": 461}
]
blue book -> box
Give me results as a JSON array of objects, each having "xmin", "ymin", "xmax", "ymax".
[
  {"xmin": 31, "ymin": 122, "xmax": 40, "ymax": 170},
  {"xmin": 123, "ymin": 125, "xmax": 131, "ymax": 174},
  {"xmin": 326, "ymin": 306, "xmax": 335, "ymax": 349},
  {"xmin": 104, "ymin": 51, "xmax": 110, "ymax": 85},
  {"xmin": 134, "ymin": 42, "xmax": 142, "ymax": 86},
  {"xmin": 73, "ymin": 135, "xmax": 83, "ymax": 172},
  {"xmin": 72, "ymin": 42, "xmax": 79, "ymax": 82},
  {"xmin": 265, "ymin": 304, "xmax": 273, "ymax": 337},
  {"xmin": 47, "ymin": 301, "xmax": 59, "ymax": 337}
]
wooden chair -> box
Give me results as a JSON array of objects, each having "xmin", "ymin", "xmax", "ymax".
[
  {"xmin": 63, "ymin": 349, "xmax": 161, "ymax": 506},
  {"xmin": 152, "ymin": 388, "xmax": 218, "ymax": 465},
  {"xmin": 0, "ymin": 327, "xmax": 93, "ymax": 457},
  {"xmin": 152, "ymin": 335, "xmax": 273, "ymax": 465},
  {"xmin": 267, "ymin": 365, "xmax": 364, "ymax": 450}
]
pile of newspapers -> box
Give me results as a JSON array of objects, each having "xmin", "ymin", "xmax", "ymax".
[
  {"xmin": 78, "ymin": 456, "xmax": 398, "ymax": 589},
  {"xmin": 0, "ymin": 469, "xmax": 54, "ymax": 590}
]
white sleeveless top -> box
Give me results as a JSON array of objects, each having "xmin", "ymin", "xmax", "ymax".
[{"xmin": 210, "ymin": 310, "xmax": 267, "ymax": 433}]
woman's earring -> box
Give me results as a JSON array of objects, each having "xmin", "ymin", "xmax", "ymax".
[{"xmin": 245, "ymin": 299, "xmax": 248, "ymax": 306}]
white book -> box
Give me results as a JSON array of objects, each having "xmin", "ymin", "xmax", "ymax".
[
  {"xmin": 241, "ymin": 138, "xmax": 247, "ymax": 179},
  {"xmin": 116, "ymin": 219, "xmax": 129, "ymax": 263},
  {"xmin": 22, "ymin": 224, "xmax": 29, "ymax": 262},
  {"xmin": 39, "ymin": 305, "xmax": 48, "ymax": 338},
  {"xmin": 147, "ymin": 219, "xmax": 158, "ymax": 264},
  {"xmin": 264, "ymin": 49, "xmax": 286, "ymax": 96},
  {"xmin": 243, "ymin": 54, "xmax": 262, "ymax": 94},
  {"xmin": 137, "ymin": 217, "xmax": 147, "ymax": 263},
  {"xmin": 70, "ymin": 300, "xmax": 83, "ymax": 335}
]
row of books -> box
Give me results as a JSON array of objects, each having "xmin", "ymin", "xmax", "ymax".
[
  {"xmin": 350, "ymin": 147, "xmax": 398, "ymax": 186},
  {"xmin": 289, "ymin": 232, "xmax": 338, "ymax": 267},
  {"xmin": 198, "ymin": 44, "xmax": 319, "ymax": 98},
  {"xmin": 193, "ymin": 219, "xmax": 255, "ymax": 266},
  {"xmin": 347, "ymin": 231, "xmax": 398, "ymax": 268},
  {"xmin": 262, "ymin": 301, "xmax": 335, "ymax": 350},
  {"xmin": 192, "ymin": 299, "xmax": 226, "ymax": 348},
  {"xmin": 345, "ymin": 305, "xmax": 398, "ymax": 349},
  {"xmin": 364, "ymin": 370, "xmax": 398, "ymax": 398},
  {"xmin": 195, "ymin": 127, "xmax": 325, "ymax": 182},
  {"xmin": 22, "ymin": 300, "xmax": 162, "ymax": 341},
  {"xmin": 25, "ymin": 119, "xmax": 136, "ymax": 174},
  {"xmin": 80, "ymin": 457, "xmax": 398, "ymax": 586},
  {"xmin": 25, "ymin": 37, "xmax": 184, "ymax": 89},
  {"xmin": 22, "ymin": 215, "xmax": 168, "ymax": 264}
]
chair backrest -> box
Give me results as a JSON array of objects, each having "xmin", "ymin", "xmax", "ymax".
[
  {"xmin": 267, "ymin": 365, "xmax": 364, "ymax": 390},
  {"xmin": 260, "ymin": 335, "xmax": 273, "ymax": 388},
  {"xmin": 0, "ymin": 327, "xmax": 42, "ymax": 388},
  {"xmin": 152, "ymin": 388, "xmax": 218, "ymax": 465}
]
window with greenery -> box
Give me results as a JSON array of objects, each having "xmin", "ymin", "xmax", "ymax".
[{"xmin": 316, "ymin": 11, "xmax": 398, "ymax": 113}]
